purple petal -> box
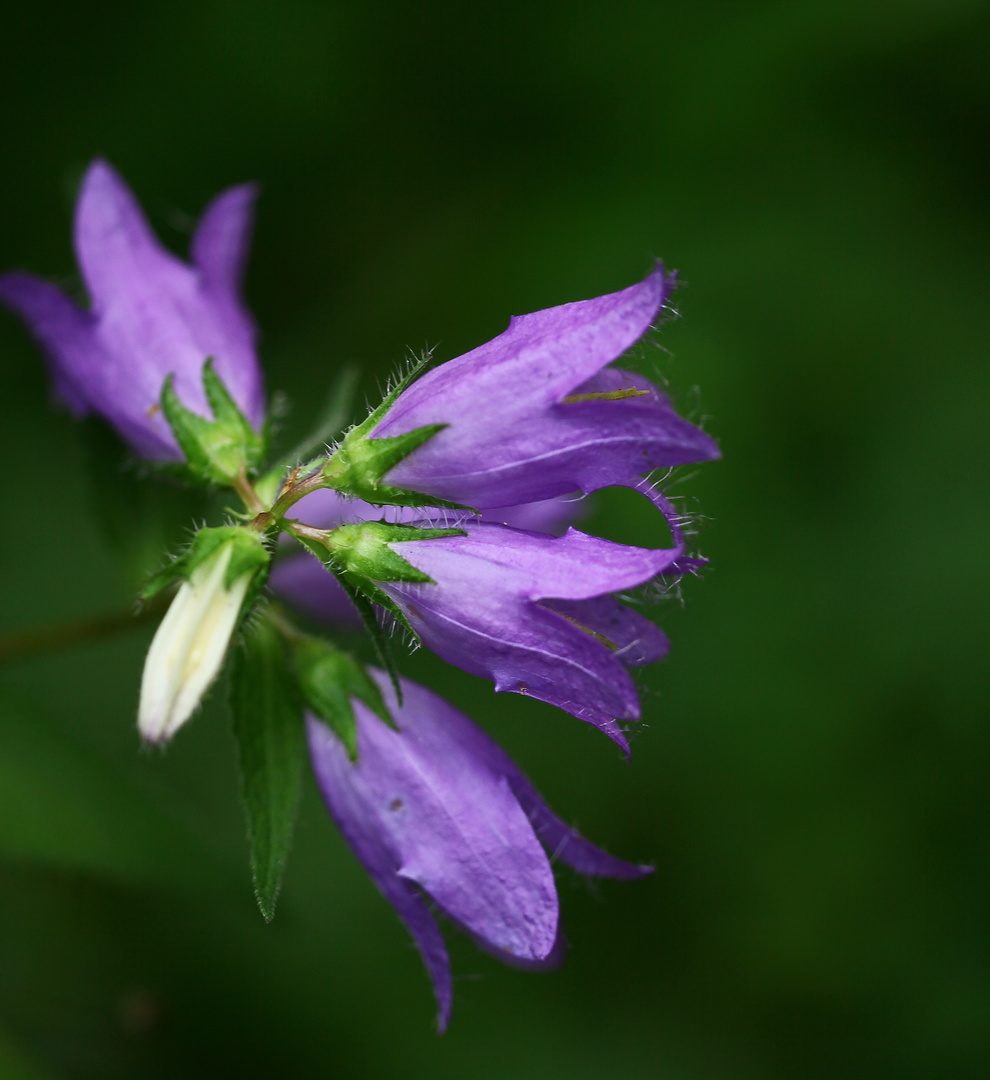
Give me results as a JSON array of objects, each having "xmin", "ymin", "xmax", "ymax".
[
  {"xmin": 480, "ymin": 493, "xmax": 587, "ymax": 536},
  {"xmin": 380, "ymin": 524, "xmax": 678, "ymax": 750},
  {"xmin": 73, "ymin": 159, "xmax": 182, "ymax": 314},
  {"xmin": 366, "ymin": 675, "xmax": 558, "ymax": 959},
  {"xmin": 470, "ymin": 919, "xmax": 568, "ymax": 971},
  {"xmin": 192, "ymin": 182, "xmax": 259, "ymax": 296},
  {"xmin": 0, "ymin": 272, "xmax": 96, "ymax": 415},
  {"xmin": 540, "ymin": 595, "xmax": 669, "ymax": 668},
  {"xmin": 367, "ymin": 673, "xmax": 652, "ymax": 881},
  {"xmin": 268, "ymin": 551, "xmax": 363, "ymax": 629},
  {"xmin": 391, "ymin": 524, "xmax": 678, "ymax": 604},
  {"xmin": 507, "ymin": 771, "xmax": 654, "ymax": 880},
  {"xmin": 372, "ymin": 266, "xmax": 718, "ymax": 507},
  {"xmin": 403, "ymin": 695, "xmax": 651, "ymax": 880},
  {"xmin": 307, "ymin": 674, "xmax": 561, "ymax": 1019},
  {"xmin": 289, "ymin": 487, "xmax": 586, "ymax": 538},
  {"xmin": 307, "ymin": 716, "xmax": 452, "ymax": 1030}
]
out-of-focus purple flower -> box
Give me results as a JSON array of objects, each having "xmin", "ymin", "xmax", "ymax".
[
  {"xmin": 269, "ymin": 488, "xmax": 587, "ymax": 629},
  {"xmin": 367, "ymin": 265, "xmax": 719, "ymax": 509},
  {"xmin": 307, "ymin": 670, "xmax": 650, "ymax": 1030},
  {"xmin": 0, "ymin": 159, "xmax": 264, "ymax": 459}
]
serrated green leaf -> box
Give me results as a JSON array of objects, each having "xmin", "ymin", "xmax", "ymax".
[
  {"xmin": 229, "ymin": 616, "xmax": 305, "ymax": 922},
  {"xmin": 294, "ymin": 638, "xmax": 394, "ymax": 761}
]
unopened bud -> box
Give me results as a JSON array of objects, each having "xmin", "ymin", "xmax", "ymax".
[{"xmin": 139, "ymin": 530, "xmax": 267, "ymax": 743}]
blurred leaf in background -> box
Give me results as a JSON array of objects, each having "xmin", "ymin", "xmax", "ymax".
[{"xmin": 1, "ymin": 0, "xmax": 988, "ymax": 1077}]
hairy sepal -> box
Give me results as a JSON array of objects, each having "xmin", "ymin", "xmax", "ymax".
[
  {"xmin": 160, "ymin": 359, "xmax": 265, "ymax": 485},
  {"xmin": 141, "ymin": 525, "xmax": 270, "ymax": 609}
]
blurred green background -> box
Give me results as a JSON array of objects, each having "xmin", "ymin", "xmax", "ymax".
[{"xmin": 1, "ymin": 1, "xmax": 988, "ymax": 1076}]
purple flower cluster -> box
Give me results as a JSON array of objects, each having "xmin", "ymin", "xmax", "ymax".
[{"xmin": 1, "ymin": 161, "xmax": 718, "ymax": 1028}]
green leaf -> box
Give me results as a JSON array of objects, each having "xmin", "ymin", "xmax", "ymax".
[
  {"xmin": 229, "ymin": 614, "xmax": 305, "ymax": 922},
  {"xmin": 294, "ymin": 638, "xmax": 394, "ymax": 761}
]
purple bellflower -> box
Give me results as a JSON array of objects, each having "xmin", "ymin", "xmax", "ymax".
[
  {"xmin": 0, "ymin": 159, "xmax": 265, "ymax": 459},
  {"xmin": 360, "ymin": 265, "xmax": 719, "ymax": 510},
  {"xmin": 374, "ymin": 522, "xmax": 676, "ymax": 753},
  {"xmin": 307, "ymin": 668, "xmax": 651, "ymax": 1031},
  {"xmin": 269, "ymin": 487, "xmax": 586, "ymax": 628}
]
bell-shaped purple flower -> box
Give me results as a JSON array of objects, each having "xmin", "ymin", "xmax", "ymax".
[
  {"xmin": 0, "ymin": 159, "xmax": 265, "ymax": 459},
  {"xmin": 268, "ymin": 488, "xmax": 587, "ymax": 629},
  {"xmin": 368, "ymin": 265, "xmax": 719, "ymax": 509},
  {"xmin": 307, "ymin": 670, "xmax": 650, "ymax": 1031},
  {"xmin": 377, "ymin": 522, "xmax": 676, "ymax": 753}
]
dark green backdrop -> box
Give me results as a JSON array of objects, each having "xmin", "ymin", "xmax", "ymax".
[{"xmin": 1, "ymin": 2, "xmax": 988, "ymax": 1077}]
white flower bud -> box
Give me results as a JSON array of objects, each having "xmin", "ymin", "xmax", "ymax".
[{"xmin": 139, "ymin": 541, "xmax": 252, "ymax": 743}]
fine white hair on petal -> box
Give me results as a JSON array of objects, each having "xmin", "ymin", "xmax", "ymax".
[{"xmin": 138, "ymin": 543, "xmax": 249, "ymax": 743}]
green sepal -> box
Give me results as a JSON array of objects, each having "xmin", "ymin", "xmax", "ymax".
[
  {"xmin": 349, "ymin": 351, "xmax": 436, "ymax": 442},
  {"xmin": 229, "ymin": 614, "xmax": 305, "ymax": 922},
  {"xmin": 319, "ymin": 352, "xmax": 477, "ymax": 511},
  {"xmin": 139, "ymin": 552, "xmax": 190, "ymax": 601},
  {"xmin": 140, "ymin": 525, "xmax": 270, "ymax": 606},
  {"xmin": 324, "ymin": 521, "xmax": 465, "ymax": 583},
  {"xmin": 160, "ymin": 359, "xmax": 265, "ymax": 486},
  {"xmin": 293, "ymin": 537, "xmax": 405, "ymax": 701},
  {"xmin": 293, "ymin": 638, "xmax": 394, "ymax": 761}
]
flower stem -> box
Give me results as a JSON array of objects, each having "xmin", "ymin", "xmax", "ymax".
[
  {"xmin": 231, "ymin": 465, "xmax": 267, "ymax": 515},
  {"xmin": 0, "ymin": 596, "xmax": 168, "ymax": 666}
]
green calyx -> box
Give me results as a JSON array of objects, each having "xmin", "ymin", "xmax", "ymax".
[
  {"xmin": 319, "ymin": 353, "xmax": 473, "ymax": 511},
  {"xmin": 293, "ymin": 638, "xmax": 394, "ymax": 761},
  {"xmin": 294, "ymin": 520, "xmax": 464, "ymax": 700},
  {"xmin": 160, "ymin": 359, "xmax": 266, "ymax": 486},
  {"xmin": 141, "ymin": 525, "xmax": 271, "ymax": 605},
  {"xmin": 323, "ymin": 521, "xmax": 463, "ymax": 583}
]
